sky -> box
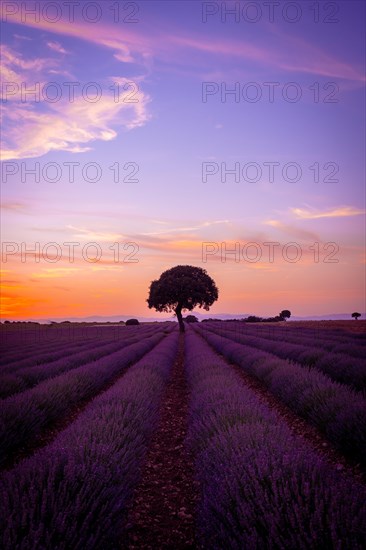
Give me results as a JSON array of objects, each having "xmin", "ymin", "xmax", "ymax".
[{"xmin": 0, "ymin": 0, "xmax": 365, "ymax": 320}]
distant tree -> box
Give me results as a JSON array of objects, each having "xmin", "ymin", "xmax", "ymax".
[
  {"xmin": 126, "ymin": 318, "xmax": 139, "ymax": 326},
  {"xmin": 351, "ymin": 312, "xmax": 361, "ymax": 320},
  {"xmin": 185, "ymin": 315, "xmax": 199, "ymax": 323},
  {"xmin": 279, "ymin": 310, "xmax": 291, "ymax": 321},
  {"xmin": 147, "ymin": 265, "xmax": 218, "ymax": 332},
  {"xmin": 245, "ymin": 315, "xmax": 263, "ymax": 323}
]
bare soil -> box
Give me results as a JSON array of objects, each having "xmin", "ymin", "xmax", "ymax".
[{"xmin": 122, "ymin": 333, "xmax": 201, "ymax": 549}]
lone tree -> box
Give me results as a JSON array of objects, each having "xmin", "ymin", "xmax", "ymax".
[
  {"xmin": 351, "ymin": 312, "xmax": 361, "ymax": 320},
  {"xmin": 279, "ymin": 310, "xmax": 291, "ymax": 321},
  {"xmin": 147, "ymin": 265, "xmax": 218, "ymax": 332}
]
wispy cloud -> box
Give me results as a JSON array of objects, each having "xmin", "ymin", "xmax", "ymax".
[
  {"xmin": 291, "ymin": 206, "xmax": 365, "ymax": 220},
  {"xmin": 0, "ymin": 44, "xmax": 56, "ymax": 86},
  {"xmin": 1, "ymin": 201, "xmax": 27, "ymax": 212},
  {"xmin": 32, "ymin": 268, "xmax": 81, "ymax": 279},
  {"xmin": 1, "ymin": 77, "xmax": 150, "ymax": 160},
  {"xmin": 14, "ymin": 34, "xmax": 32, "ymax": 41},
  {"xmin": 46, "ymin": 41, "xmax": 69, "ymax": 55},
  {"xmin": 142, "ymin": 220, "xmax": 230, "ymax": 236},
  {"xmin": 268, "ymin": 25, "xmax": 366, "ymax": 82},
  {"xmin": 66, "ymin": 226, "xmax": 124, "ymax": 242},
  {"xmin": 1, "ymin": 44, "xmax": 53, "ymax": 73},
  {"xmin": 90, "ymin": 265, "xmax": 124, "ymax": 272},
  {"xmin": 2, "ymin": 13, "xmax": 152, "ymax": 68},
  {"xmin": 1, "ymin": 39, "xmax": 151, "ymax": 160},
  {"xmin": 264, "ymin": 220, "xmax": 320, "ymax": 242},
  {"xmin": 168, "ymin": 30, "xmax": 365, "ymax": 82},
  {"xmin": 4, "ymin": 11, "xmax": 365, "ymax": 83}
]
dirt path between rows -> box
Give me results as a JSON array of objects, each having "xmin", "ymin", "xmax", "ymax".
[{"xmin": 122, "ymin": 333, "xmax": 201, "ymax": 549}]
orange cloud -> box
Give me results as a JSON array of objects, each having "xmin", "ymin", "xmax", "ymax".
[{"xmin": 31, "ymin": 268, "xmax": 82, "ymax": 279}]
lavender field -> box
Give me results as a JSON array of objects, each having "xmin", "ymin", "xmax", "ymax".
[
  {"xmin": 2, "ymin": 0, "xmax": 365, "ymax": 547},
  {"xmin": 1, "ymin": 321, "xmax": 365, "ymax": 549}
]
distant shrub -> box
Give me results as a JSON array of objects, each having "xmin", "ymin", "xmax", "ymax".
[
  {"xmin": 125, "ymin": 319, "xmax": 140, "ymax": 326},
  {"xmin": 245, "ymin": 316, "xmax": 263, "ymax": 323},
  {"xmin": 185, "ymin": 315, "xmax": 199, "ymax": 323},
  {"xmin": 279, "ymin": 310, "xmax": 291, "ymax": 320}
]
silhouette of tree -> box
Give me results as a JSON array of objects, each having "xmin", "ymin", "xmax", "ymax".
[
  {"xmin": 126, "ymin": 318, "xmax": 139, "ymax": 325},
  {"xmin": 279, "ymin": 310, "xmax": 291, "ymax": 320},
  {"xmin": 147, "ymin": 265, "xmax": 218, "ymax": 332},
  {"xmin": 185, "ymin": 315, "xmax": 199, "ymax": 323},
  {"xmin": 351, "ymin": 312, "xmax": 361, "ymax": 320}
]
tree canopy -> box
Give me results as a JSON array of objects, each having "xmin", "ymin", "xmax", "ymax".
[
  {"xmin": 126, "ymin": 318, "xmax": 139, "ymax": 326},
  {"xmin": 185, "ymin": 315, "xmax": 199, "ymax": 323},
  {"xmin": 147, "ymin": 265, "xmax": 218, "ymax": 332},
  {"xmin": 351, "ymin": 312, "xmax": 361, "ymax": 320}
]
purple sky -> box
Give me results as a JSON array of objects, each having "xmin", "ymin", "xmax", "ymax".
[{"xmin": 1, "ymin": 1, "xmax": 365, "ymax": 319}]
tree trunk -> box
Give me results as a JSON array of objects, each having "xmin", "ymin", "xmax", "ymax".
[{"xmin": 175, "ymin": 304, "xmax": 185, "ymax": 333}]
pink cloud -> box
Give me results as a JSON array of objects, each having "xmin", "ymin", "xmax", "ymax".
[
  {"xmin": 3, "ymin": 11, "xmax": 365, "ymax": 83},
  {"xmin": 2, "ymin": 12, "xmax": 152, "ymax": 67},
  {"xmin": 169, "ymin": 32, "xmax": 365, "ymax": 82}
]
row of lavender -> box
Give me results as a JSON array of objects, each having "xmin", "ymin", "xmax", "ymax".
[
  {"xmin": 194, "ymin": 325, "xmax": 366, "ymax": 468},
  {"xmin": 0, "ymin": 323, "xmax": 163, "ymax": 367},
  {"xmin": 1, "ymin": 334, "xmax": 108, "ymax": 369},
  {"xmin": 0, "ymin": 330, "xmax": 118, "ymax": 368},
  {"xmin": 185, "ymin": 329, "xmax": 366, "ymax": 548},
  {"xmin": 208, "ymin": 321, "xmax": 366, "ymax": 359},
  {"xmin": 0, "ymin": 326, "xmax": 174, "ymax": 469},
  {"xmin": 0, "ymin": 322, "xmax": 137, "ymax": 347},
  {"xmin": 234, "ymin": 323, "xmax": 366, "ymax": 345},
  {"xmin": 0, "ymin": 331, "xmax": 179, "ymax": 549},
  {"xmin": 201, "ymin": 322, "xmax": 366, "ymax": 392},
  {"xmin": 0, "ymin": 324, "xmax": 162, "ymax": 399}
]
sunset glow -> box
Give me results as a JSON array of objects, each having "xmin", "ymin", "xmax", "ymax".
[{"xmin": 1, "ymin": 1, "xmax": 365, "ymax": 320}]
